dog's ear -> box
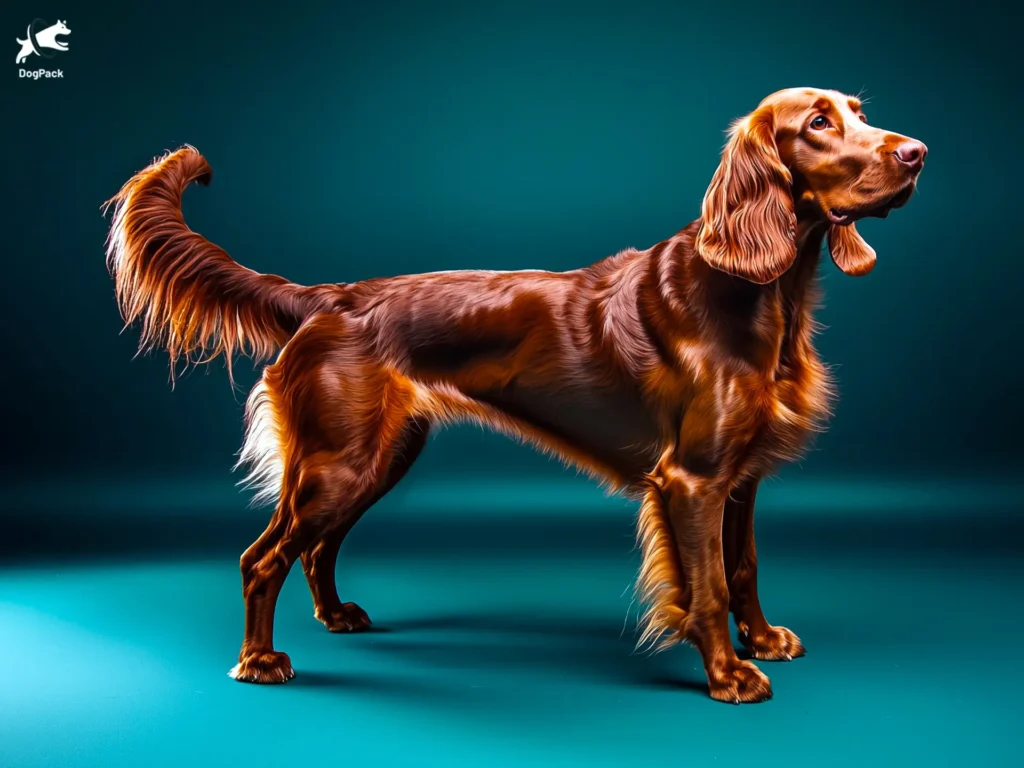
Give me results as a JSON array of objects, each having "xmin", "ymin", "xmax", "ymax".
[
  {"xmin": 696, "ymin": 106, "xmax": 797, "ymax": 284},
  {"xmin": 827, "ymin": 223, "xmax": 876, "ymax": 277}
]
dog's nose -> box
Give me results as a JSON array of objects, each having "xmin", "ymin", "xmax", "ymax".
[{"xmin": 894, "ymin": 140, "xmax": 927, "ymax": 172}]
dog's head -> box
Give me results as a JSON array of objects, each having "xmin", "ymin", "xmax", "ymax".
[{"xmin": 696, "ymin": 87, "xmax": 926, "ymax": 283}]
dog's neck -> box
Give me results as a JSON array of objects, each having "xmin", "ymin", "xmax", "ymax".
[
  {"xmin": 796, "ymin": 219, "xmax": 828, "ymax": 255},
  {"xmin": 680, "ymin": 216, "xmax": 828, "ymax": 373},
  {"xmin": 775, "ymin": 218, "xmax": 829, "ymax": 367},
  {"xmin": 782, "ymin": 218, "xmax": 829, "ymax": 300}
]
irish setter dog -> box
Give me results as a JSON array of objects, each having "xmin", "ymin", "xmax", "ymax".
[{"xmin": 105, "ymin": 87, "xmax": 926, "ymax": 703}]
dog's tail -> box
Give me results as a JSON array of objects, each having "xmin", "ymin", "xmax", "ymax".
[{"xmin": 104, "ymin": 146, "xmax": 337, "ymax": 382}]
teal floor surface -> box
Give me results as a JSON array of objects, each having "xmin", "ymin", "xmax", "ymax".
[{"xmin": 2, "ymin": 477, "xmax": 1022, "ymax": 766}]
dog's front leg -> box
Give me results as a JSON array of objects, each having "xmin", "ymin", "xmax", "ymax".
[
  {"xmin": 723, "ymin": 479, "xmax": 805, "ymax": 661},
  {"xmin": 657, "ymin": 463, "xmax": 773, "ymax": 703}
]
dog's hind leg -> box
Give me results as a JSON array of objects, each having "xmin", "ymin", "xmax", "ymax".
[
  {"xmin": 233, "ymin": 454, "xmax": 401, "ymax": 683},
  {"xmin": 301, "ymin": 418, "xmax": 430, "ymax": 633},
  {"xmin": 235, "ymin": 444, "xmax": 405, "ymax": 682},
  {"xmin": 231, "ymin": 452, "xmax": 347, "ymax": 683},
  {"xmin": 232, "ymin": 315, "xmax": 425, "ymax": 683}
]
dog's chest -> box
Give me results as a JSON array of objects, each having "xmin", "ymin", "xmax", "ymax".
[
  {"xmin": 710, "ymin": 282, "xmax": 833, "ymax": 475},
  {"xmin": 723, "ymin": 359, "xmax": 831, "ymax": 474}
]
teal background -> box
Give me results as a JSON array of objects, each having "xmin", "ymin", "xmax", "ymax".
[{"xmin": 1, "ymin": 1, "xmax": 1022, "ymax": 766}]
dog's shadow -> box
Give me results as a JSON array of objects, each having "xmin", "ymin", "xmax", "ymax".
[{"xmin": 336, "ymin": 610, "xmax": 708, "ymax": 696}]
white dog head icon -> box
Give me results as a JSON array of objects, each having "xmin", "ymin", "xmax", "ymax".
[
  {"xmin": 49, "ymin": 20, "xmax": 71, "ymax": 41},
  {"xmin": 15, "ymin": 19, "xmax": 71, "ymax": 65}
]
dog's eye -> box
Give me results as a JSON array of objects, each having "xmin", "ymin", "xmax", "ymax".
[
  {"xmin": 859, "ymin": 114, "xmax": 868, "ymax": 123},
  {"xmin": 810, "ymin": 115, "xmax": 830, "ymax": 130}
]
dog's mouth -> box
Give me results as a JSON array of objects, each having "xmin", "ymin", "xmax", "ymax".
[{"xmin": 826, "ymin": 184, "xmax": 915, "ymax": 225}]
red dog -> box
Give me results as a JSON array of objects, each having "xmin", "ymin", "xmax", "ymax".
[{"xmin": 105, "ymin": 87, "xmax": 926, "ymax": 703}]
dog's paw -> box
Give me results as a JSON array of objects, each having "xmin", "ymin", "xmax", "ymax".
[
  {"xmin": 316, "ymin": 602, "xmax": 372, "ymax": 633},
  {"xmin": 738, "ymin": 622, "xmax": 805, "ymax": 661},
  {"xmin": 707, "ymin": 658, "xmax": 773, "ymax": 704},
  {"xmin": 229, "ymin": 651, "xmax": 295, "ymax": 684}
]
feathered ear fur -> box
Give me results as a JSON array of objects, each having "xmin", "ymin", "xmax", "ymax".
[
  {"xmin": 696, "ymin": 107, "xmax": 797, "ymax": 284},
  {"xmin": 827, "ymin": 223, "xmax": 877, "ymax": 276}
]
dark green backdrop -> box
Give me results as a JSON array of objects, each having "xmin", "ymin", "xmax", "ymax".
[
  {"xmin": 3, "ymin": 3, "xmax": 1023, "ymax": 767},
  {"xmin": 2, "ymin": 0, "xmax": 1019, "ymax": 486}
]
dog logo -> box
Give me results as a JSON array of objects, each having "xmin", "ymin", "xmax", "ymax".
[{"xmin": 15, "ymin": 19, "xmax": 70, "ymax": 65}]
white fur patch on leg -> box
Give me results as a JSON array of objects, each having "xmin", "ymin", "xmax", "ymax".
[{"xmin": 235, "ymin": 376, "xmax": 284, "ymax": 507}]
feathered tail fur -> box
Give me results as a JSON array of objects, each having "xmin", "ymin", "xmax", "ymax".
[{"xmin": 104, "ymin": 146, "xmax": 336, "ymax": 380}]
